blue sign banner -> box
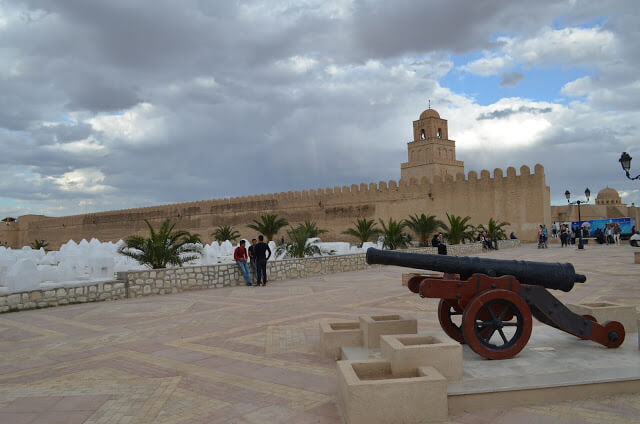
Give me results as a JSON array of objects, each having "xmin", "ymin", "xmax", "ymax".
[{"xmin": 570, "ymin": 217, "xmax": 635, "ymax": 236}]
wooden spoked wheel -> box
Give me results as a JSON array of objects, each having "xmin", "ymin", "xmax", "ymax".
[
  {"xmin": 462, "ymin": 290, "xmax": 532, "ymax": 360},
  {"xmin": 438, "ymin": 299, "xmax": 465, "ymax": 344}
]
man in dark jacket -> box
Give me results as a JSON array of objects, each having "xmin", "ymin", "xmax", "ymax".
[
  {"xmin": 254, "ymin": 235, "xmax": 271, "ymax": 286},
  {"xmin": 248, "ymin": 238, "xmax": 257, "ymax": 285}
]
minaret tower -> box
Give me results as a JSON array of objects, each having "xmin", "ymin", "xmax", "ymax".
[{"xmin": 400, "ymin": 107, "xmax": 465, "ymax": 182}]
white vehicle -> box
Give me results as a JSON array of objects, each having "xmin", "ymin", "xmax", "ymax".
[{"xmin": 631, "ymin": 233, "xmax": 640, "ymax": 247}]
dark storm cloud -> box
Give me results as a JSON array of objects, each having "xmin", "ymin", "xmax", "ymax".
[
  {"xmin": 499, "ymin": 71, "xmax": 525, "ymax": 87},
  {"xmin": 0, "ymin": 0, "xmax": 639, "ymax": 217},
  {"xmin": 477, "ymin": 106, "xmax": 552, "ymax": 120}
]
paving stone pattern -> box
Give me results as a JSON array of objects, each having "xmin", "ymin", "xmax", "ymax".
[{"xmin": 0, "ymin": 243, "xmax": 638, "ymax": 423}]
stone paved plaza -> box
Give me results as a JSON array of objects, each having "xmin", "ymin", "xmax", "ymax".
[{"xmin": 0, "ymin": 243, "xmax": 638, "ymax": 424}]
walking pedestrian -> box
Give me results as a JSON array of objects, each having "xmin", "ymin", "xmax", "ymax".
[
  {"xmin": 560, "ymin": 224, "xmax": 568, "ymax": 247},
  {"xmin": 613, "ymin": 223, "xmax": 621, "ymax": 245},
  {"xmin": 541, "ymin": 225, "xmax": 548, "ymax": 248},
  {"xmin": 234, "ymin": 240, "xmax": 252, "ymax": 286},
  {"xmin": 254, "ymin": 235, "xmax": 271, "ymax": 287}
]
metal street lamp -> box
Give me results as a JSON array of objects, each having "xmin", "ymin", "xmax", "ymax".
[
  {"xmin": 619, "ymin": 152, "xmax": 640, "ymax": 180},
  {"xmin": 565, "ymin": 188, "xmax": 590, "ymax": 250}
]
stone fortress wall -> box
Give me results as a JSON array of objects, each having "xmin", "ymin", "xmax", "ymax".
[
  {"xmin": 0, "ymin": 108, "xmax": 552, "ymax": 248},
  {"xmin": 0, "ymin": 165, "xmax": 550, "ymax": 248}
]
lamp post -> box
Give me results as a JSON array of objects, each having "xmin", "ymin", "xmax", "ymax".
[
  {"xmin": 619, "ymin": 152, "xmax": 640, "ymax": 180},
  {"xmin": 565, "ymin": 188, "xmax": 591, "ymax": 250}
]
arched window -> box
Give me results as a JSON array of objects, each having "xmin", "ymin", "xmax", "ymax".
[
  {"xmin": 420, "ymin": 129, "xmax": 425, "ymax": 140},
  {"xmin": 437, "ymin": 128, "xmax": 442, "ymax": 139}
]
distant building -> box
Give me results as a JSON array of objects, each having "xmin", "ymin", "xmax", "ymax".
[{"xmin": 552, "ymin": 187, "xmax": 640, "ymax": 225}]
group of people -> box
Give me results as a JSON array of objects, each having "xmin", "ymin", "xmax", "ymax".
[
  {"xmin": 537, "ymin": 224, "xmax": 549, "ymax": 248},
  {"xmin": 430, "ymin": 233, "xmax": 447, "ymax": 255},
  {"xmin": 476, "ymin": 232, "xmax": 497, "ymax": 250},
  {"xmin": 233, "ymin": 235, "xmax": 272, "ymax": 286},
  {"xmin": 599, "ymin": 223, "xmax": 622, "ymax": 245},
  {"xmin": 556, "ymin": 222, "xmax": 625, "ymax": 247}
]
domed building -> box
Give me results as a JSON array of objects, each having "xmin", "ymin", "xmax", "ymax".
[
  {"xmin": 595, "ymin": 187, "xmax": 622, "ymax": 205},
  {"xmin": 552, "ymin": 186, "xmax": 639, "ymax": 226}
]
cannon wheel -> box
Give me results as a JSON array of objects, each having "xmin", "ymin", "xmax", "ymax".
[
  {"xmin": 438, "ymin": 299, "xmax": 465, "ymax": 344},
  {"xmin": 462, "ymin": 289, "xmax": 532, "ymax": 360},
  {"xmin": 602, "ymin": 321, "xmax": 625, "ymax": 348}
]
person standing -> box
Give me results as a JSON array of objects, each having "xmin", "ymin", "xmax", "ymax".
[
  {"xmin": 248, "ymin": 238, "xmax": 257, "ymax": 285},
  {"xmin": 605, "ymin": 224, "xmax": 613, "ymax": 245},
  {"xmin": 234, "ymin": 240, "xmax": 252, "ymax": 286},
  {"xmin": 436, "ymin": 234, "xmax": 447, "ymax": 255},
  {"xmin": 254, "ymin": 235, "xmax": 271, "ymax": 287},
  {"xmin": 541, "ymin": 225, "xmax": 548, "ymax": 248},
  {"xmin": 613, "ymin": 223, "xmax": 621, "ymax": 245}
]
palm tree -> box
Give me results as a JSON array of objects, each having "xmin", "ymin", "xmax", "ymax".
[
  {"xmin": 276, "ymin": 225, "xmax": 323, "ymax": 258},
  {"xmin": 300, "ymin": 220, "xmax": 328, "ymax": 238},
  {"xmin": 478, "ymin": 218, "xmax": 510, "ymax": 249},
  {"xmin": 30, "ymin": 239, "xmax": 49, "ymax": 251},
  {"xmin": 404, "ymin": 214, "xmax": 443, "ymax": 247},
  {"xmin": 441, "ymin": 213, "xmax": 475, "ymax": 245},
  {"xmin": 342, "ymin": 218, "xmax": 382, "ymax": 247},
  {"xmin": 379, "ymin": 218, "xmax": 411, "ymax": 250},
  {"xmin": 247, "ymin": 214, "xmax": 288, "ymax": 241},
  {"xmin": 118, "ymin": 219, "xmax": 203, "ymax": 269},
  {"xmin": 211, "ymin": 225, "xmax": 241, "ymax": 243}
]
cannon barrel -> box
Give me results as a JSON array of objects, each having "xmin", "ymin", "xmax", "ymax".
[{"xmin": 366, "ymin": 248, "xmax": 586, "ymax": 292}]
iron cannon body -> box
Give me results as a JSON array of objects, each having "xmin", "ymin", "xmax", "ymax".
[{"xmin": 366, "ymin": 248, "xmax": 625, "ymax": 360}]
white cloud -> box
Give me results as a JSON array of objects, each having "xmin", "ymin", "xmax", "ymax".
[
  {"xmin": 461, "ymin": 26, "xmax": 617, "ymax": 76},
  {"xmin": 504, "ymin": 26, "xmax": 617, "ymax": 66},
  {"xmin": 460, "ymin": 54, "xmax": 512, "ymax": 76},
  {"xmin": 87, "ymin": 103, "xmax": 166, "ymax": 143},
  {"xmin": 276, "ymin": 55, "xmax": 318, "ymax": 73},
  {"xmin": 444, "ymin": 98, "xmax": 556, "ymax": 150},
  {"xmin": 48, "ymin": 168, "xmax": 113, "ymax": 194},
  {"xmin": 561, "ymin": 76, "xmax": 592, "ymax": 97}
]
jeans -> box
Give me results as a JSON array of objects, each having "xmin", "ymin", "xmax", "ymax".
[
  {"xmin": 256, "ymin": 259, "xmax": 268, "ymax": 284},
  {"xmin": 236, "ymin": 260, "xmax": 251, "ymax": 284},
  {"xmin": 250, "ymin": 260, "xmax": 257, "ymax": 283}
]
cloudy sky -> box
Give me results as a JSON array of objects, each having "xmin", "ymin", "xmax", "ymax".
[{"xmin": 1, "ymin": 0, "xmax": 639, "ymax": 218}]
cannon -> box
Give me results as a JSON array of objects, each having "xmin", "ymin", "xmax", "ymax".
[{"xmin": 366, "ymin": 248, "xmax": 625, "ymax": 360}]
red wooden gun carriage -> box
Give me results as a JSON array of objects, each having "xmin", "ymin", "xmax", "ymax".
[{"xmin": 366, "ymin": 248, "xmax": 625, "ymax": 360}]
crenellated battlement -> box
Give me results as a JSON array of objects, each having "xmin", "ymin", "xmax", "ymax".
[{"xmin": 22, "ymin": 163, "xmax": 545, "ymax": 224}]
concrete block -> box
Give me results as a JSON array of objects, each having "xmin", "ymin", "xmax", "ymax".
[
  {"xmin": 319, "ymin": 319, "xmax": 362, "ymax": 360},
  {"xmin": 337, "ymin": 359, "xmax": 448, "ymax": 424},
  {"xmin": 635, "ymin": 251, "xmax": 640, "ymax": 264},
  {"xmin": 380, "ymin": 333, "xmax": 462, "ymax": 380},
  {"xmin": 568, "ymin": 302, "xmax": 637, "ymax": 333},
  {"xmin": 360, "ymin": 314, "xmax": 417, "ymax": 348}
]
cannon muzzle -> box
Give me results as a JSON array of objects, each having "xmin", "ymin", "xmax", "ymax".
[{"xmin": 366, "ymin": 248, "xmax": 586, "ymax": 292}]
